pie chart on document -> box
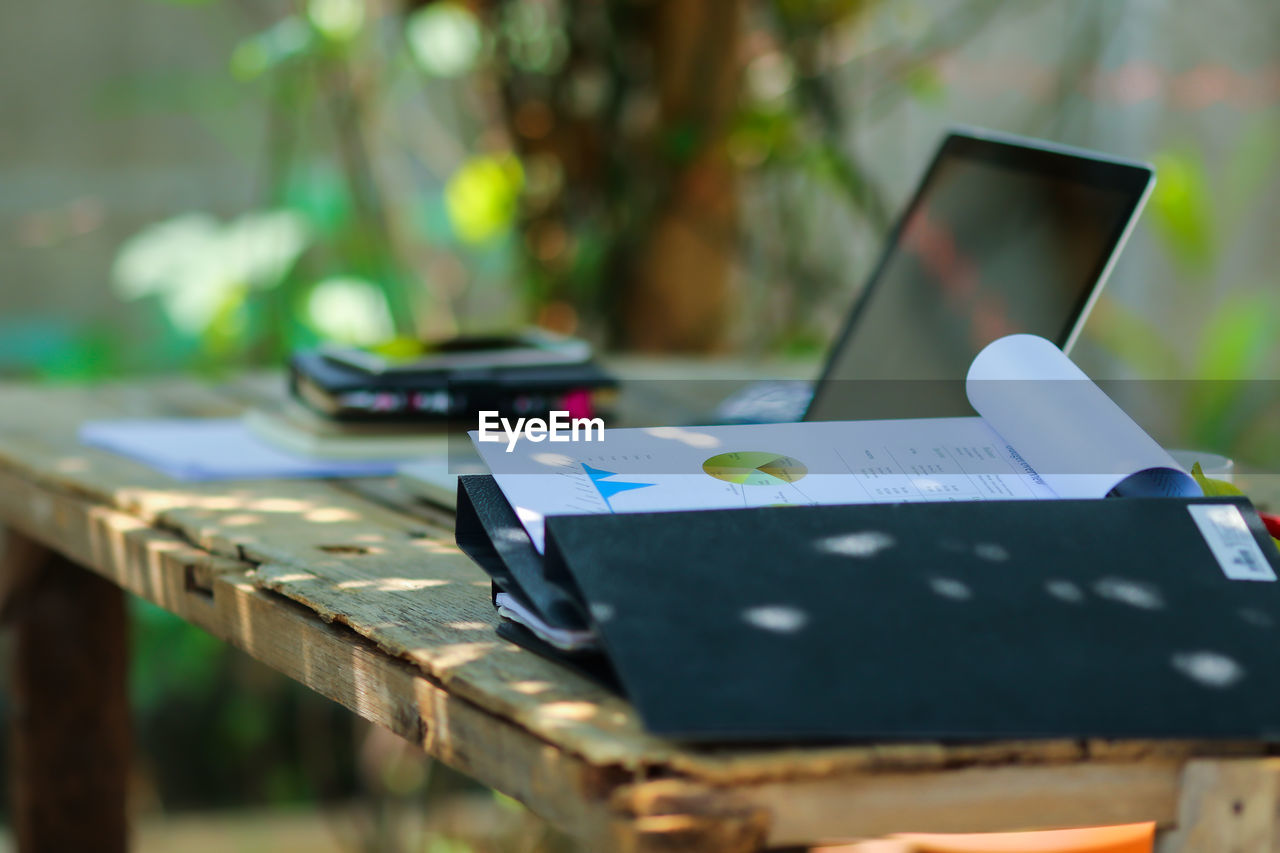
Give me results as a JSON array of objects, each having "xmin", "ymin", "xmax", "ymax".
[{"xmin": 701, "ymin": 451, "xmax": 808, "ymax": 486}]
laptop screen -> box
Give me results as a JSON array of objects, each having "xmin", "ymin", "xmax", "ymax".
[{"xmin": 805, "ymin": 130, "xmax": 1153, "ymax": 421}]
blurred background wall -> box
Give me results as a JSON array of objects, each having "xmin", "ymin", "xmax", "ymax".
[{"xmin": 2, "ymin": 0, "xmax": 259, "ymax": 372}]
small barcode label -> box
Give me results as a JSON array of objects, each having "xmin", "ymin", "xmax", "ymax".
[{"xmin": 1188, "ymin": 504, "xmax": 1277, "ymax": 582}]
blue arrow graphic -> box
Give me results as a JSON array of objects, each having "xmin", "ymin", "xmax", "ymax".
[{"xmin": 582, "ymin": 463, "xmax": 655, "ymax": 509}]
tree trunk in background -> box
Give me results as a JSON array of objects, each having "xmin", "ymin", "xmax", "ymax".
[
  {"xmin": 622, "ymin": 0, "xmax": 742, "ymax": 352},
  {"xmin": 491, "ymin": 0, "xmax": 743, "ymax": 352}
]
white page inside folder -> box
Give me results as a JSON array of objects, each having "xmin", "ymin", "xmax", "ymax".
[{"xmin": 472, "ymin": 334, "xmax": 1200, "ymax": 553}]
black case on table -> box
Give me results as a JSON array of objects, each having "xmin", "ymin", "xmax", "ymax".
[
  {"xmin": 457, "ymin": 474, "xmax": 1280, "ymax": 743},
  {"xmin": 290, "ymin": 350, "xmax": 616, "ymax": 423}
]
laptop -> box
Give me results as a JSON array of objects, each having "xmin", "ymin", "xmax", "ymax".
[
  {"xmin": 405, "ymin": 128, "xmax": 1155, "ymax": 505},
  {"xmin": 804, "ymin": 127, "xmax": 1154, "ymax": 421}
]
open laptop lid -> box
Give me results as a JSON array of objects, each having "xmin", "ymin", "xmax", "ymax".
[{"xmin": 804, "ymin": 128, "xmax": 1154, "ymax": 421}]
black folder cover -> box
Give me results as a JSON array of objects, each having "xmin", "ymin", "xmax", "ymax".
[{"xmin": 457, "ymin": 474, "xmax": 1280, "ymax": 742}]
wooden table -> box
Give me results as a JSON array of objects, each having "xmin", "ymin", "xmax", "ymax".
[{"xmin": 1, "ymin": 372, "xmax": 1278, "ymax": 852}]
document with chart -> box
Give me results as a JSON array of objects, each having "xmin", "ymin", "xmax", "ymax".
[{"xmin": 472, "ymin": 335, "xmax": 1200, "ymax": 553}]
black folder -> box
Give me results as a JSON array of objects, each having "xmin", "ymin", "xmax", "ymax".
[{"xmin": 457, "ymin": 474, "xmax": 1280, "ymax": 742}]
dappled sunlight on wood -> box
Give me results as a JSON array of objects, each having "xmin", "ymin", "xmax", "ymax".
[
  {"xmin": 430, "ymin": 641, "xmax": 500, "ymax": 671},
  {"xmin": 511, "ymin": 680, "xmax": 553, "ymax": 695},
  {"xmin": 267, "ymin": 572, "xmax": 315, "ymax": 584},
  {"xmin": 334, "ymin": 577, "xmax": 450, "ymax": 592},
  {"xmin": 246, "ymin": 498, "xmax": 316, "ymax": 513},
  {"xmin": 378, "ymin": 577, "xmax": 451, "ymax": 591},
  {"xmin": 444, "ymin": 620, "xmax": 489, "ymax": 631},
  {"xmin": 88, "ymin": 505, "xmax": 158, "ymax": 601},
  {"xmin": 112, "ymin": 488, "xmax": 315, "ymax": 517},
  {"xmin": 333, "ymin": 578, "xmax": 376, "ymax": 590},
  {"xmin": 199, "ymin": 496, "xmax": 250, "ymax": 511},
  {"xmin": 536, "ymin": 701, "xmax": 600, "ymax": 724},
  {"xmin": 303, "ymin": 507, "xmax": 362, "ymax": 523},
  {"xmin": 53, "ymin": 456, "xmax": 89, "ymax": 473},
  {"xmin": 407, "ymin": 538, "xmax": 463, "ymax": 555},
  {"xmin": 229, "ymin": 578, "xmax": 258, "ymax": 652},
  {"xmin": 220, "ymin": 513, "xmax": 263, "ymax": 527},
  {"xmin": 89, "ymin": 505, "xmax": 147, "ymax": 533}
]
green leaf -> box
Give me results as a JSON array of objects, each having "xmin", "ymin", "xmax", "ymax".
[
  {"xmin": 1082, "ymin": 296, "xmax": 1185, "ymax": 378},
  {"xmin": 283, "ymin": 166, "xmax": 352, "ymax": 237},
  {"xmin": 1186, "ymin": 292, "xmax": 1280, "ymax": 449},
  {"xmin": 660, "ymin": 122, "xmax": 702, "ymax": 165},
  {"xmin": 304, "ymin": 277, "xmax": 394, "ymax": 344},
  {"xmin": 112, "ymin": 209, "xmax": 311, "ymax": 339},
  {"xmin": 498, "ymin": 1, "xmax": 567, "ymax": 74},
  {"xmin": 904, "ymin": 64, "xmax": 945, "ymax": 104},
  {"xmin": 773, "ymin": 0, "xmax": 875, "ymax": 28},
  {"xmin": 1148, "ymin": 150, "xmax": 1215, "ymax": 272},
  {"xmin": 1194, "ymin": 291, "xmax": 1280, "ymax": 380},
  {"xmin": 493, "ymin": 790, "xmax": 525, "ymax": 814},
  {"xmin": 407, "ymin": 2, "xmax": 484, "ymax": 78},
  {"xmin": 1189, "ymin": 461, "xmax": 1244, "ymax": 497},
  {"xmin": 444, "ymin": 155, "xmax": 524, "ymax": 244},
  {"xmin": 307, "ymin": 0, "xmax": 364, "ymax": 44},
  {"xmin": 728, "ymin": 105, "xmax": 799, "ymax": 167},
  {"xmin": 230, "ymin": 17, "xmax": 313, "ymax": 82}
]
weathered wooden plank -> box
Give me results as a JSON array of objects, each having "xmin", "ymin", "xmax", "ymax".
[
  {"xmin": 737, "ymin": 761, "xmax": 1183, "ymax": 845},
  {"xmin": 0, "ymin": 436, "xmax": 686, "ymax": 769},
  {"xmin": 0, "ymin": 381, "xmax": 813, "ymax": 775},
  {"xmin": 0, "ymin": 465, "xmax": 235, "ymax": 634},
  {"xmin": 0, "ymin": 477, "xmax": 766, "ymax": 850},
  {"xmin": 0, "ymin": 462, "xmax": 635, "ymax": 846},
  {"xmin": 1156, "ymin": 758, "xmax": 1280, "ymax": 852},
  {"xmin": 208, "ymin": 572, "xmax": 638, "ymax": 846}
]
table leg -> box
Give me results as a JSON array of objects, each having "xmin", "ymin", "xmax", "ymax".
[{"xmin": 5, "ymin": 532, "xmax": 130, "ymax": 853}]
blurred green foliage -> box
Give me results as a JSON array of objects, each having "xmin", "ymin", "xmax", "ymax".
[
  {"xmin": 79, "ymin": 0, "xmax": 533, "ymax": 376},
  {"xmin": 1090, "ymin": 125, "xmax": 1280, "ymax": 465},
  {"xmin": 129, "ymin": 599, "xmax": 357, "ymax": 809},
  {"xmin": 26, "ymin": 0, "xmax": 1003, "ymax": 376}
]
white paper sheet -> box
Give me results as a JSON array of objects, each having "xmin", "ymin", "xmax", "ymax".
[
  {"xmin": 965, "ymin": 334, "xmax": 1198, "ymax": 499},
  {"xmin": 474, "ymin": 334, "xmax": 1200, "ymax": 552},
  {"xmin": 474, "ymin": 416, "xmax": 1056, "ymax": 552},
  {"xmin": 80, "ymin": 419, "xmax": 415, "ymax": 481}
]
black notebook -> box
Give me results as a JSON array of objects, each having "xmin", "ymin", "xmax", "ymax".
[
  {"xmin": 290, "ymin": 349, "xmax": 616, "ymax": 423},
  {"xmin": 458, "ymin": 473, "xmax": 1280, "ymax": 742}
]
